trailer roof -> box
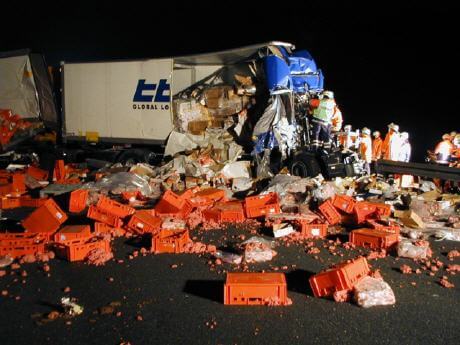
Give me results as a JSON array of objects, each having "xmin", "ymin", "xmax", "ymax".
[{"xmin": 173, "ymin": 41, "xmax": 294, "ymax": 66}]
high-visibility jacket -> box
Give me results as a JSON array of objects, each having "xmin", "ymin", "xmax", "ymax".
[
  {"xmin": 338, "ymin": 132, "xmax": 358, "ymax": 149},
  {"xmin": 312, "ymin": 98, "xmax": 336, "ymax": 124},
  {"xmin": 382, "ymin": 130, "xmax": 400, "ymax": 160},
  {"xmin": 331, "ymin": 107, "xmax": 343, "ymax": 132},
  {"xmin": 359, "ymin": 135, "xmax": 372, "ymax": 163},
  {"xmin": 434, "ymin": 139, "xmax": 454, "ymax": 162},
  {"xmin": 372, "ymin": 137, "xmax": 383, "ymax": 160}
]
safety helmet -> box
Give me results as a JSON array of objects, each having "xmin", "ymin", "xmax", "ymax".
[
  {"xmin": 362, "ymin": 127, "xmax": 371, "ymax": 135},
  {"xmin": 344, "ymin": 124, "xmax": 352, "ymax": 131},
  {"xmin": 450, "ymin": 131, "xmax": 457, "ymax": 138},
  {"xmin": 454, "ymin": 134, "xmax": 460, "ymax": 147},
  {"xmin": 322, "ymin": 90, "xmax": 334, "ymax": 99},
  {"xmin": 442, "ymin": 133, "xmax": 451, "ymax": 140},
  {"xmin": 372, "ymin": 131, "xmax": 380, "ymax": 137},
  {"xmin": 388, "ymin": 123, "xmax": 399, "ymax": 132},
  {"xmin": 400, "ymin": 132, "xmax": 409, "ymax": 140}
]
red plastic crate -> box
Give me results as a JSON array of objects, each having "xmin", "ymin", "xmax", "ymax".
[
  {"xmin": 244, "ymin": 193, "xmax": 281, "ymax": 218},
  {"xmin": 189, "ymin": 188, "xmax": 226, "ymax": 207},
  {"xmin": 0, "ymin": 183, "xmax": 11, "ymax": 196},
  {"xmin": 87, "ymin": 205, "xmax": 123, "ymax": 228},
  {"xmin": 160, "ymin": 190, "xmax": 187, "ymax": 209},
  {"xmin": 332, "ymin": 195, "xmax": 357, "ymax": 214},
  {"xmin": 53, "ymin": 159, "xmax": 66, "ymax": 182},
  {"xmin": 309, "ymin": 257, "xmax": 370, "ymax": 298},
  {"xmin": 318, "ymin": 200, "xmax": 342, "ymax": 225},
  {"xmin": 224, "ymin": 272, "xmax": 289, "ymax": 306},
  {"xmin": 126, "ymin": 210, "xmax": 162, "ymax": 234},
  {"xmin": 11, "ymin": 173, "xmax": 26, "ymax": 193},
  {"xmin": 155, "ymin": 199, "xmax": 193, "ymax": 218},
  {"xmin": 69, "ymin": 189, "xmax": 89, "ymax": 213},
  {"xmin": 353, "ymin": 202, "xmax": 378, "ymax": 224},
  {"xmin": 151, "ymin": 229, "xmax": 190, "ymax": 254},
  {"xmin": 349, "ymin": 228, "xmax": 399, "ymax": 250},
  {"xmin": 53, "ymin": 225, "xmax": 92, "ymax": 243},
  {"xmin": 372, "ymin": 203, "xmax": 391, "ymax": 217},
  {"xmin": 54, "ymin": 238, "xmax": 111, "ymax": 262},
  {"xmin": 22, "ymin": 199, "xmax": 68, "ymax": 235},
  {"xmin": 299, "ymin": 222, "xmax": 328, "ymax": 238},
  {"xmin": 0, "ymin": 243, "xmax": 46, "ymax": 258},
  {"xmin": 203, "ymin": 201, "xmax": 245, "ymax": 223},
  {"xmin": 19, "ymin": 196, "xmax": 48, "ymax": 208},
  {"xmin": 366, "ymin": 219, "xmax": 400, "ymax": 234},
  {"xmin": 0, "ymin": 197, "xmax": 20, "ymax": 209},
  {"xmin": 26, "ymin": 166, "xmax": 49, "ymax": 181},
  {"xmin": 94, "ymin": 222, "xmax": 126, "ymax": 236},
  {"xmin": 96, "ymin": 196, "xmax": 135, "ymax": 218},
  {"xmin": 0, "ymin": 233, "xmax": 41, "ymax": 246}
]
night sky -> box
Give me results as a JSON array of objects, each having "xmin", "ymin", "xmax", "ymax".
[{"xmin": 1, "ymin": 2, "xmax": 458, "ymax": 161}]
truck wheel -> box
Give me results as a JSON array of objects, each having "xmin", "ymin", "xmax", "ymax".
[
  {"xmin": 290, "ymin": 152, "xmax": 321, "ymax": 178},
  {"xmin": 117, "ymin": 149, "xmax": 155, "ymax": 165}
]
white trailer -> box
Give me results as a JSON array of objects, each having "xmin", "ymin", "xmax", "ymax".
[{"xmin": 60, "ymin": 42, "xmax": 294, "ymax": 146}]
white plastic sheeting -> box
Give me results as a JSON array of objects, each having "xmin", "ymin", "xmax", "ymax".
[{"xmin": 0, "ymin": 54, "xmax": 40, "ymax": 118}]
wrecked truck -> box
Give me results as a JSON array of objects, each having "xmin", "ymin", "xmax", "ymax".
[{"xmin": 60, "ymin": 41, "xmax": 363, "ymax": 178}]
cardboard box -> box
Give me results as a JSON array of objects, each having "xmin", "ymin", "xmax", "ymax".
[{"xmin": 393, "ymin": 210, "xmax": 425, "ymax": 228}]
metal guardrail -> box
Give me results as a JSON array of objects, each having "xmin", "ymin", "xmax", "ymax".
[{"xmin": 375, "ymin": 159, "xmax": 460, "ymax": 182}]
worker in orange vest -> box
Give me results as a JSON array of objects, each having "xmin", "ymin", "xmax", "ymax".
[
  {"xmin": 372, "ymin": 131, "xmax": 383, "ymax": 161},
  {"xmin": 381, "ymin": 123, "xmax": 400, "ymax": 160},
  {"xmin": 359, "ymin": 128, "xmax": 372, "ymax": 175},
  {"xmin": 434, "ymin": 133, "xmax": 454, "ymax": 164}
]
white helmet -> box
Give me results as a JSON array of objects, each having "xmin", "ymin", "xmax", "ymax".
[
  {"xmin": 322, "ymin": 90, "xmax": 334, "ymax": 99},
  {"xmin": 453, "ymin": 134, "xmax": 460, "ymax": 147},
  {"xmin": 362, "ymin": 127, "xmax": 371, "ymax": 135},
  {"xmin": 344, "ymin": 124, "xmax": 352, "ymax": 131},
  {"xmin": 372, "ymin": 130, "xmax": 380, "ymax": 137},
  {"xmin": 400, "ymin": 132, "xmax": 409, "ymax": 140},
  {"xmin": 388, "ymin": 123, "xmax": 399, "ymax": 132}
]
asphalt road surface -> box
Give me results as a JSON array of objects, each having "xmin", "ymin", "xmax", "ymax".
[{"xmin": 1, "ymin": 223, "xmax": 459, "ymax": 345}]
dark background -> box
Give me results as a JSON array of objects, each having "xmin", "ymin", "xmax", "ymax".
[{"xmin": 1, "ymin": 2, "xmax": 458, "ymax": 161}]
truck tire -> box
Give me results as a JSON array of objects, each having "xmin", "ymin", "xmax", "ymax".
[
  {"xmin": 290, "ymin": 151, "xmax": 321, "ymax": 178},
  {"xmin": 117, "ymin": 149, "xmax": 157, "ymax": 165}
]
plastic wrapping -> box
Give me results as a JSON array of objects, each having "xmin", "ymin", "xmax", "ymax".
[
  {"xmin": 241, "ymin": 236, "xmax": 277, "ymax": 263},
  {"xmin": 434, "ymin": 229, "xmax": 460, "ymax": 242},
  {"xmin": 397, "ymin": 239, "xmax": 430, "ymax": 259},
  {"xmin": 221, "ymin": 161, "xmax": 251, "ymax": 179},
  {"xmin": 214, "ymin": 250, "xmax": 243, "ymax": 264},
  {"xmin": 256, "ymin": 149, "xmax": 274, "ymax": 179},
  {"xmin": 353, "ymin": 276, "xmax": 396, "ymax": 308},
  {"xmin": 419, "ymin": 180, "xmax": 438, "ymax": 193},
  {"xmin": 312, "ymin": 182, "xmax": 336, "ymax": 203},
  {"xmin": 82, "ymin": 172, "xmax": 153, "ymax": 197}
]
